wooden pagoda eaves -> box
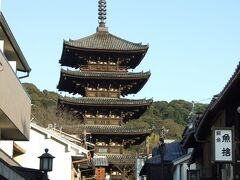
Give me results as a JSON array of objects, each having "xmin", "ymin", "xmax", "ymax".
[
  {"xmin": 72, "ymin": 125, "xmax": 153, "ymax": 135},
  {"xmin": 64, "ymin": 31, "xmax": 148, "ymax": 51},
  {"xmin": 59, "ymin": 69, "xmax": 151, "ymax": 79},
  {"xmin": 58, "ymin": 97, "xmax": 152, "ymax": 120},
  {"xmin": 58, "ymin": 96, "xmax": 153, "ymax": 107},
  {"xmin": 57, "ymin": 69, "xmax": 151, "ymax": 96},
  {"xmin": 62, "ymin": 125, "xmax": 151, "ymax": 146},
  {"xmin": 60, "ymin": 31, "xmax": 148, "ymax": 69}
]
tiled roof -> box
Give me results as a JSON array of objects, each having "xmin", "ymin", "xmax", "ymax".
[
  {"xmin": 149, "ymin": 141, "xmax": 187, "ymax": 164},
  {"xmin": 77, "ymin": 125, "xmax": 152, "ymax": 134},
  {"xmin": 58, "ymin": 69, "xmax": 150, "ymax": 96},
  {"xmin": 195, "ymin": 62, "xmax": 240, "ymax": 139},
  {"xmin": 61, "ymin": 69, "xmax": 151, "ymax": 79},
  {"xmin": 93, "ymin": 156, "xmax": 109, "ymax": 166},
  {"xmin": 217, "ymin": 62, "xmax": 240, "ymax": 101},
  {"xmin": 64, "ymin": 31, "xmax": 148, "ymax": 51},
  {"xmin": 59, "ymin": 97, "xmax": 153, "ymax": 106},
  {"xmin": 103, "ymin": 154, "xmax": 136, "ymax": 164}
]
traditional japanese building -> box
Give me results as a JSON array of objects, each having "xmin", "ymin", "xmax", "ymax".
[
  {"xmin": 181, "ymin": 63, "xmax": 240, "ymax": 179},
  {"xmin": 57, "ymin": 0, "xmax": 152, "ymax": 179}
]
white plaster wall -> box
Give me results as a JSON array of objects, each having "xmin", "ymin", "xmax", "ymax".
[
  {"xmin": 15, "ymin": 129, "xmax": 72, "ymax": 180},
  {"xmin": 173, "ymin": 165, "xmax": 180, "ymax": 180},
  {"xmin": 181, "ymin": 163, "xmax": 188, "ymax": 180},
  {"xmin": 0, "ymin": 140, "xmax": 13, "ymax": 157},
  {"xmin": 173, "ymin": 163, "xmax": 196, "ymax": 180}
]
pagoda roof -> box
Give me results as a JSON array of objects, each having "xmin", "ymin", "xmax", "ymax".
[
  {"xmin": 74, "ymin": 125, "xmax": 152, "ymax": 135},
  {"xmin": 57, "ymin": 69, "xmax": 150, "ymax": 96},
  {"xmin": 60, "ymin": 69, "xmax": 150, "ymax": 79},
  {"xmin": 64, "ymin": 31, "xmax": 148, "ymax": 51},
  {"xmin": 58, "ymin": 97, "xmax": 152, "ymax": 120},
  {"xmin": 60, "ymin": 31, "xmax": 149, "ymax": 69},
  {"xmin": 62, "ymin": 124, "xmax": 151, "ymax": 146},
  {"xmin": 58, "ymin": 96, "xmax": 152, "ymax": 107}
]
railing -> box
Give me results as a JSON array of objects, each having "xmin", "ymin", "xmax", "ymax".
[
  {"xmin": 0, "ymin": 52, "xmax": 31, "ymax": 140},
  {"xmin": 86, "ymin": 90, "xmax": 120, "ymax": 98},
  {"xmin": 95, "ymin": 145, "xmax": 123, "ymax": 154},
  {"xmin": 84, "ymin": 117, "xmax": 122, "ymax": 125},
  {"xmin": 49, "ymin": 127, "xmax": 83, "ymax": 146},
  {"xmin": 80, "ymin": 65, "xmax": 127, "ymax": 72}
]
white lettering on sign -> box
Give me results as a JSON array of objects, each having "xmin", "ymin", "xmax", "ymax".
[{"xmin": 214, "ymin": 129, "xmax": 233, "ymax": 162}]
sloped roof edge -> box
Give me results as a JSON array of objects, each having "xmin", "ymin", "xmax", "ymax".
[
  {"xmin": 0, "ymin": 12, "xmax": 31, "ymax": 72},
  {"xmin": 30, "ymin": 123, "xmax": 89, "ymax": 156}
]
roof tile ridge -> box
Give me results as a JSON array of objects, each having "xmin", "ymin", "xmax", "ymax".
[
  {"xmin": 91, "ymin": 96, "xmax": 119, "ymax": 99},
  {"xmin": 67, "ymin": 32, "xmax": 98, "ymax": 42},
  {"xmin": 218, "ymin": 61, "xmax": 240, "ymax": 97},
  {"xmin": 128, "ymin": 70, "xmax": 151, "ymax": 75},
  {"xmin": 62, "ymin": 69, "xmax": 151, "ymax": 78},
  {"xmin": 107, "ymin": 32, "xmax": 149, "ymax": 48}
]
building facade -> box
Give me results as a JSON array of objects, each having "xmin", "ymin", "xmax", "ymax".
[
  {"xmin": 14, "ymin": 123, "xmax": 90, "ymax": 180},
  {"xmin": 0, "ymin": 10, "xmax": 35, "ymax": 179},
  {"xmin": 140, "ymin": 141, "xmax": 187, "ymax": 180},
  {"xmin": 182, "ymin": 63, "xmax": 240, "ymax": 180}
]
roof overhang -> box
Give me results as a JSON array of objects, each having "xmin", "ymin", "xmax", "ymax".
[
  {"xmin": 30, "ymin": 123, "xmax": 89, "ymax": 156},
  {"xmin": 57, "ymin": 69, "xmax": 151, "ymax": 96},
  {"xmin": 58, "ymin": 97, "xmax": 152, "ymax": 120},
  {"xmin": 60, "ymin": 44, "xmax": 148, "ymax": 69},
  {"xmin": 172, "ymin": 153, "xmax": 191, "ymax": 166},
  {"xmin": 58, "ymin": 97, "xmax": 153, "ymax": 107},
  {"xmin": 181, "ymin": 132, "xmax": 197, "ymax": 148},
  {"xmin": 0, "ymin": 12, "xmax": 31, "ymax": 73},
  {"xmin": 195, "ymin": 63, "xmax": 240, "ymax": 140}
]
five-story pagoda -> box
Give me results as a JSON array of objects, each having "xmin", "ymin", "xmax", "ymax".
[{"xmin": 57, "ymin": 0, "xmax": 152, "ymax": 179}]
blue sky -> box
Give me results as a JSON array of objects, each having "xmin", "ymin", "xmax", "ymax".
[{"xmin": 3, "ymin": 1, "xmax": 240, "ymax": 103}]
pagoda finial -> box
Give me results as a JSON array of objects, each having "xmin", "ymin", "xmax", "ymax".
[{"xmin": 98, "ymin": 0, "xmax": 107, "ymax": 28}]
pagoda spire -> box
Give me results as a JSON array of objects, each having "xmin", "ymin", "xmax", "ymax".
[
  {"xmin": 97, "ymin": 0, "xmax": 108, "ymax": 31},
  {"xmin": 98, "ymin": 0, "xmax": 106, "ymax": 27}
]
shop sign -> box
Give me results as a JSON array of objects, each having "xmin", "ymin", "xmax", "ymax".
[{"xmin": 212, "ymin": 127, "xmax": 234, "ymax": 162}]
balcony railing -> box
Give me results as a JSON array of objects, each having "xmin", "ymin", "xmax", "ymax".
[
  {"xmin": 95, "ymin": 145, "xmax": 123, "ymax": 154},
  {"xmin": 80, "ymin": 65, "xmax": 127, "ymax": 72},
  {"xmin": 86, "ymin": 90, "xmax": 120, "ymax": 98},
  {"xmin": 0, "ymin": 52, "xmax": 31, "ymax": 140},
  {"xmin": 84, "ymin": 117, "xmax": 122, "ymax": 125}
]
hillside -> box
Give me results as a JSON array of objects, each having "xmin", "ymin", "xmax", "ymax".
[{"xmin": 23, "ymin": 83, "xmax": 207, "ymax": 140}]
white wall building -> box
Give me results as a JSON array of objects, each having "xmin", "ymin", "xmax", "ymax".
[
  {"xmin": 14, "ymin": 123, "xmax": 90, "ymax": 180},
  {"xmin": 0, "ymin": 9, "xmax": 32, "ymax": 180},
  {"xmin": 172, "ymin": 151, "xmax": 197, "ymax": 180}
]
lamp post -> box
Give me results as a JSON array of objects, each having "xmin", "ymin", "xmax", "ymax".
[
  {"xmin": 38, "ymin": 148, "xmax": 55, "ymax": 180},
  {"xmin": 159, "ymin": 127, "xmax": 167, "ymax": 180},
  {"xmin": 159, "ymin": 137, "xmax": 165, "ymax": 180}
]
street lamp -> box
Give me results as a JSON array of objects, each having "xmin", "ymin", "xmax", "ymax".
[
  {"xmin": 159, "ymin": 137, "xmax": 165, "ymax": 180},
  {"xmin": 39, "ymin": 148, "xmax": 55, "ymax": 179},
  {"xmin": 159, "ymin": 126, "xmax": 167, "ymax": 180}
]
